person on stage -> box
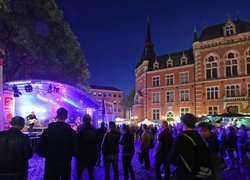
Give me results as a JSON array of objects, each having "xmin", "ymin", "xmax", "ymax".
[{"xmin": 26, "ymin": 111, "xmax": 37, "ymax": 134}]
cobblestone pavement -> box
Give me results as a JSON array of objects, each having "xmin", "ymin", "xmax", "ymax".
[{"xmin": 28, "ymin": 141, "xmax": 250, "ymax": 180}]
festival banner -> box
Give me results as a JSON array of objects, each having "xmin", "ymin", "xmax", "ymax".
[
  {"xmin": 103, "ymin": 99, "xmax": 115, "ymax": 123},
  {"xmin": 3, "ymin": 91, "xmax": 15, "ymax": 129}
]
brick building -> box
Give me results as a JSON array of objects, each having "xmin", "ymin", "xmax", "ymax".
[
  {"xmin": 133, "ymin": 17, "xmax": 250, "ymax": 121},
  {"xmin": 90, "ymin": 85, "xmax": 125, "ymax": 120}
]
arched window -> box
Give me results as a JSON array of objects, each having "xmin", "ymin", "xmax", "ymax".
[
  {"xmin": 153, "ymin": 61, "xmax": 159, "ymax": 70},
  {"xmin": 166, "ymin": 111, "xmax": 175, "ymax": 118},
  {"xmin": 226, "ymin": 85, "xmax": 241, "ymax": 97},
  {"xmin": 205, "ymin": 55, "xmax": 218, "ymax": 79},
  {"xmin": 245, "ymin": 49, "xmax": 250, "ymax": 75},
  {"xmin": 225, "ymin": 52, "xmax": 238, "ymax": 77},
  {"xmin": 167, "ymin": 59, "xmax": 173, "ymax": 68}
]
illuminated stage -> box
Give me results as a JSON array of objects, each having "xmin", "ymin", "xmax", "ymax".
[{"xmin": 3, "ymin": 80, "xmax": 99, "ymax": 130}]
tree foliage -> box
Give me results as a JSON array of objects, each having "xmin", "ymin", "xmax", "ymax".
[
  {"xmin": 0, "ymin": 0, "xmax": 89, "ymax": 88},
  {"xmin": 120, "ymin": 89, "xmax": 135, "ymax": 111}
]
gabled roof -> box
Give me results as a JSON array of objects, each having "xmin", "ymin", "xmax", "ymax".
[
  {"xmin": 90, "ymin": 85, "xmax": 123, "ymax": 92},
  {"xmin": 146, "ymin": 49, "xmax": 194, "ymax": 71},
  {"xmin": 199, "ymin": 19, "xmax": 250, "ymax": 41}
]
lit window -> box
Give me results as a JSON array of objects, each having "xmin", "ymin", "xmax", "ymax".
[
  {"xmin": 206, "ymin": 56, "xmax": 218, "ymax": 79},
  {"xmin": 152, "ymin": 92, "xmax": 160, "ymax": 103},
  {"xmin": 152, "ymin": 109, "xmax": 160, "ymax": 120},
  {"xmin": 166, "ymin": 91, "xmax": 174, "ymax": 102},
  {"xmin": 166, "ymin": 111, "xmax": 175, "ymax": 118},
  {"xmin": 225, "ymin": 52, "xmax": 238, "ymax": 77},
  {"xmin": 208, "ymin": 106, "xmax": 218, "ymax": 115},
  {"xmin": 152, "ymin": 76, "xmax": 160, "ymax": 87},
  {"xmin": 246, "ymin": 49, "xmax": 250, "ymax": 75},
  {"xmin": 206, "ymin": 87, "xmax": 219, "ymax": 99},
  {"xmin": 180, "ymin": 72, "xmax": 189, "ymax": 84},
  {"xmin": 180, "ymin": 107, "xmax": 190, "ymax": 117},
  {"xmin": 166, "ymin": 74, "xmax": 174, "ymax": 85},
  {"xmin": 226, "ymin": 85, "xmax": 240, "ymax": 97},
  {"xmin": 180, "ymin": 89, "xmax": 189, "ymax": 101}
]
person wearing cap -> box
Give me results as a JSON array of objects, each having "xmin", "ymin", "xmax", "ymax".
[
  {"xmin": 76, "ymin": 114, "xmax": 97, "ymax": 180},
  {"xmin": 169, "ymin": 113, "xmax": 211, "ymax": 180},
  {"xmin": 0, "ymin": 116, "xmax": 33, "ymax": 180},
  {"xmin": 36, "ymin": 107, "xmax": 78, "ymax": 180}
]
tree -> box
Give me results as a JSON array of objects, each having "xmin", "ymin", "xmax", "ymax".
[
  {"xmin": 0, "ymin": 0, "xmax": 89, "ymax": 88},
  {"xmin": 120, "ymin": 89, "xmax": 135, "ymax": 116}
]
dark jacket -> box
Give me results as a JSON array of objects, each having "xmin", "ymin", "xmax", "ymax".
[
  {"xmin": 0, "ymin": 128, "xmax": 33, "ymax": 175},
  {"xmin": 204, "ymin": 133, "xmax": 219, "ymax": 154},
  {"xmin": 119, "ymin": 132, "xmax": 135, "ymax": 156},
  {"xmin": 96, "ymin": 126, "xmax": 107, "ymax": 145},
  {"xmin": 102, "ymin": 130, "xmax": 120, "ymax": 156},
  {"xmin": 156, "ymin": 129, "xmax": 173, "ymax": 157},
  {"xmin": 36, "ymin": 122, "xmax": 78, "ymax": 168},
  {"xmin": 169, "ymin": 130, "xmax": 210, "ymax": 180},
  {"xmin": 225, "ymin": 132, "xmax": 237, "ymax": 149},
  {"xmin": 77, "ymin": 123, "xmax": 98, "ymax": 162}
]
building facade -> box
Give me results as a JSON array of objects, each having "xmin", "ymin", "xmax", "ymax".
[
  {"xmin": 90, "ymin": 85, "xmax": 125, "ymax": 120},
  {"xmin": 133, "ymin": 17, "xmax": 250, "ymax": 121}
]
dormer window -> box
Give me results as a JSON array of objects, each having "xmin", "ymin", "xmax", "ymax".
[
  {"xmin": 153, "ymin": 61, "xmax": 159, "ymax": 70},
  {"xmin": 223, "ymin": 19, "xmax": 236, "ymax": 36},
  {"xmin": 167, "ymin": 60, "xmax": 173, "ymax": 68},
  {"xmin": 181, "ymin": 57, "xmax": 188, "ymax": 65}
]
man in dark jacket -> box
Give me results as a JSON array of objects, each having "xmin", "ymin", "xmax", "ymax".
[
  {"xmin": 0, "ymin": 116, "xmax": 33, "ymax": 180},
  {"xmin": 77, "ymin": 114, "xmax": 97, "ymax": 180},
  {"xmin": 102, "ymin": 121, "xmax": 120, "ymax": 180},
  {"xmin": 225, "ymin": 126, "xmax": 237, "ymax": 170},
  {"xmin": 96, "ymin": 122, "xmax": 107, "ymax": 166},
  {"xmin": 169, "ymin": 113, "xmax": 211, "ymax": 180},
  {"xmin": 154, "ymin": 121, "xmax": 173, "ymax": 180},
  {"xmin": 36, "ymin": 107, "xmax": 78, "ymax": 180}
]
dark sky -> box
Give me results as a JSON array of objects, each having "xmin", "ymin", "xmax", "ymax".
[{"xmin": 56, "ymin": 0, "xmax": 250, "ymax": 94}]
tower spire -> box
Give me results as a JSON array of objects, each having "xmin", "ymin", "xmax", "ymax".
[
  {"xmin": 145, "ymin": 17, "xmax": 152, "ymax": 43},
  {"xmin": 140, "ymin": 18, "xmax": 156, "ymax": 62},
  {"xmin": 193, "ymin": 24, "xmax": 199, "ymax": 42}
]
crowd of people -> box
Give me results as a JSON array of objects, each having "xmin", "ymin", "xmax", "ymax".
[{"xmin": 0, "ymin": 107, "xmax": 249, "ymax": 180}]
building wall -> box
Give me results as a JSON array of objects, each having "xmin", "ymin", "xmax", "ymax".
[
  {"xmin": 133, "ymin": 22, "xmax": 250, "ymax": 121},
  {"xmin": 90, "ymin": 89, "xmax": 125, "ymax": 119}
]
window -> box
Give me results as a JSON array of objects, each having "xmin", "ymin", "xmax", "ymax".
[
  {"xmin": 137, "ymin": 81, "xmax": 142, "ymax": 91},
  {"xmin": 223, "ymin": 21, "xmax": 236, "ymax": 36},
  {"xmin": 226, "ymin": 85, "xmax": 240, "ymax": 97},
  {"xmin": 225, "ymin": 52, "xmax": 238, "ymax": 77},
  {"xmin": 98, "ymin": 93, "xmax": 102, "ymax": 96},
  {"xmin": 248, "ymin": 84, "xmax": 250, "ymax": 97},
  {"xmin": 118, "ymin": 94, "xmax": 122, "ymax": 98},
  {"xmin": 246, "ymin": 49, "xmax": 250, "ymax": 75},
  {"xmin": 108, "ymin": 93, "xmax": 112, "ymax": 97},
  {"xmin": 103, "ymin": 93, "xmax": 107, "ymax": 97},
  {"xmin": 206, "ymin": 56, "xmax": 218, "ymax": 79},
  {"xmin": 152, "ymin": 92, "xmax": 160, "ymax": 103},
  {"xmin": 93, "ymin": 92, "xmax": 97, "ymax": 96},
  {"xmin": 113, "ymin": 94, "xmax": 117, "ymax": 98},
  {"xmin": 180, "ymin": 107, "xmax": 190, "ymax": 117},
  {"xmin": 167, "ymin": 59, "xmax": 173, "ymax": 68},
  {"xmin": 166, "ymin": 74, "xmax": 174, "ymax": 85},
  {"xmin": 153, "ymin": 61, "xmax": 159, "ymax": 70},
  {"xmin": 206, "ymin": 87, "xmax": 219, "ymax": 99},
  {"xmin": 180, "ymin": 89, "xmax": 189, "ymax": 101},
  {"xmin": 166, "ymin": 91, "xmax": 175, "ymax": 102},
  {"xmin": 181, "ymin": 58, "xmax": 188, "ymax": 65},
  {"xmin": 180, "ymin": 72, "xmax": 189, "ymax": 84},
  {"xmin": 152, "ymin": 109, "xmax": 160, "ymax": 120},
  {"xmin": 208, "ymin": 106, "xmax": 218, "ymax": 115},
  {"xmin": 152, "ymin": 76, "xmax": 160, "ymax": 87},
  {"xmin": 118, "ymin": 109, "xmax": 121, "ymax": 112},
  {"xmin": 113, "ymin": 101, "xmax": 117, "ymax": 105},
  {"xmin": 166, "ymin": 111, "xmax": 175, "ymax": 118}
]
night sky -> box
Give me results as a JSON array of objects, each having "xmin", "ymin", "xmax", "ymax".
[{"xmin": 56, "ymin": 0, "xmax": 250, "ymax": 94}]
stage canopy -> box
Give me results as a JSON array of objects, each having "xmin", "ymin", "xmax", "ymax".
[
  {"xmin": 3, "ymin": 80, "xmax": 99, "ymax": 127},
  {"xmin": 138, "ymin": 119, "xmax": 157, "ymax": 126}
]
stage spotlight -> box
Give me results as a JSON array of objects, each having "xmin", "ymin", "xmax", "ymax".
[
  {"xmin": 48, "ymin": 84, "xmax": 53, "ymax": 93},
  {"xmin": 54, "ymin": 87, "xmax": 60, "ymax": 93},
  {"xmin": 13, "ymin": 85, "xmax": 22, "ymax": 97},
  {"xmin": 24, "ymin": 84, "xmax": 33, "ymax": 92}
]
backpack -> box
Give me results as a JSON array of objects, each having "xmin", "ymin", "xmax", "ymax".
[{"xmin": 180, "ymin": 133, "xmax": 212, "ymax": 178}]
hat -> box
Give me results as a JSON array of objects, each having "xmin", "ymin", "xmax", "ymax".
[{"xmin": 180, "ymin": 113, "xmax": 197, "ymax": 128}]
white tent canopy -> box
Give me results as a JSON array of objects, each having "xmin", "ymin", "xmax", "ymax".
[{"xmin": 138, "ymin": 119, "xmax": 157, "ymax": 126}]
